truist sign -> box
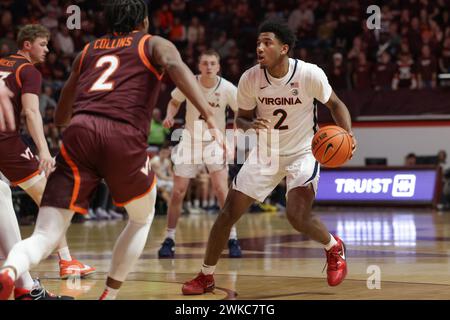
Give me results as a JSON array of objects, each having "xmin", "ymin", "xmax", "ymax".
[{"xmin": 316, "ymin": 169, "xmax": 438, "ymax": 203}]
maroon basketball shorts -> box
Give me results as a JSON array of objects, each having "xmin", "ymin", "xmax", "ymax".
[
  {"xmin": 41, "ymin": 114, "xmax": 156, "ymax": 214},
  {"xmin": 0, "ymin": 135, "xmax": 42, "ymax": 187}
]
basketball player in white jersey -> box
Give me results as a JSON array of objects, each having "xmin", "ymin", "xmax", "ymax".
[
  {"xmin": 182, "ymin": 20, "xmax": 357, "ymax": 295},
  {"xmin": 158, "ymin": 49, "xmax": 242, "ymax": 258}
]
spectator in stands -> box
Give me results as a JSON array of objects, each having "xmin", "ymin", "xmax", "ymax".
[
  {"xmin": 328, "ymin": 52, "xmax": 348, "ymax": 90},
  {"xmin": 417, "ymin": 45, "xmax": 437, "ymax": 88},
  {"xmin": 405, "ymin": 153, "xmax": 417, "ymax": 166},
  {"xmin": 187, "ymin": 16, "xmax": 205, "ymax": 45},
  {"xmin": 374, "ymin": 51, "xmax": 397, "ymax": 90},
  {"xmin": 53, "ymin": 25, "xmax": 75, "ymax": 57},
  {"xmin": 169, "ymin": 16, "xmax": 187, "ymax": 47},
  {"xmin": 392, "ymin": 52, "xmax": 417, "ymax": 90},
  {"xmin": 157, "ymin": 3, "xmax": 174, "ymax": 36},
  {"xmin": 39, "ymin": 85, "xmax": 57, "ymax": 116},
  {"xmin": 439, "ymin": 36, "xmax": 450, "ymax": 73},
  {"xmin": 148, "ymin": 108, "xmax": 170, "ymax": 149},
  {"xmin": 150, "ymin": 143, "xmax": 174, "ymax": 205},
  {"xmin": 352, "ymin": 52, "xmax": 372, "ymax": 90}
]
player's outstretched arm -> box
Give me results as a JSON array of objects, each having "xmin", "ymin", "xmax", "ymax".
[
  {"xmin": 22, "ymin": 93, "xmax": 55, "ymax": 177},
  {"xmin": 324, "ymin": 90, "xmax": 357, "ymax": 155},
  {"xmin": 148, "ymin": 36, "xmax": 214, "ymax": 124},
  {"xmin": 0, "ymin": 79, "xmax": 15, "ymax": 132},
  {"xmin": 55, "ymin": 53, "xmax": 82, "ymax": 127}
]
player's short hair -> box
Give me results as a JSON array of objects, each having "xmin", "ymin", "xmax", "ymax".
[
  {"xmin": 258, "ymin": 19, "xmax": 296, "ymax": 52},
  {"xmin": 199, "ymin": 49, "xmax": 221, "ymax": 62},
  {"xmin": 17, "ymin": 24, "xmax": 50, "ymax": 49},
  {"xmin": 104, "ymin": 0, "xmax": 148, "ymax": 34}
]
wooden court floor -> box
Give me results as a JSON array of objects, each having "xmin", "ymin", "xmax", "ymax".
[{"xmin": 12, "ymin": 207, "xmax": 450, "ymax": 300}]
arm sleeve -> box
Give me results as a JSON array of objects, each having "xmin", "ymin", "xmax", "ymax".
[
  {"xmin": 303, "ymin": 63, "xmax": 332, "ymax": 104},
  {"xmin": 20, "ymin": 65, "xmax": 42, "ymax": 95},
  {"xmin": 237, "ymin": 71, "xmax": 256, "ymax": 110},
  {"xmin": 170, "ymin": 87, "xmax": 186, "ymax": 103}
]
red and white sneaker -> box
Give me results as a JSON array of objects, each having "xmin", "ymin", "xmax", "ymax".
[
  {"xmin": 325, "ymin": 235, "xmax": 348, "ymax": 286},
  {"xmin": 59, "ymin": 259, "xmax": 96, "ymax": 279},
  {"xmin": 182, "ymin": 272, "xmax": 215, "ymax": 295},
  {"xmin": 0, "ymin": 268, "xmax": 15, "ymax": 300}
]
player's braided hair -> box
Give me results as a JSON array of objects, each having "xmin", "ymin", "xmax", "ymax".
[{"xmin": 104, "ymin": 0, "xmax": 148, "ymax": 34}]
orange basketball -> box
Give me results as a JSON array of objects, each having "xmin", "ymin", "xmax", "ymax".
[{"xmin": 311, "ymin": 125, "xmax": 352, "ymax": 168}]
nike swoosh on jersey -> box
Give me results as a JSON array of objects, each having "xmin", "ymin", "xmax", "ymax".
[{"xmin": 260, "ymin": 85, "xmax": 268, "ymax": 90}]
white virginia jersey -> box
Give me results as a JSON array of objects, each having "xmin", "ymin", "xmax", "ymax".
[
  {"xmin": 237, "ymin": 58, "xmax": 332, "ymax": 156},
  {"xmin": 171, "ymin": 76, "xmax": 238, "ymax": 141}
]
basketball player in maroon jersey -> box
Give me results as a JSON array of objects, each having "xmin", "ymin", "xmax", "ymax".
[
  {"xmin": 0, "ymin": 0, "xmax": 222, "ymax": 300},
  {"xmin": 0, "ymin": 25, "xmax": 98, "ymax": 300},
  {"xmin": 0, "ymin": 79, "xmax": 15, "ymax": 132}
]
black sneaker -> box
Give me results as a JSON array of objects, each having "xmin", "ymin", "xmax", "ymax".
[
  {"xmin": 228, "ymin": 239, "xmax": 242, "ymax": 258},
  {"xmin": 158, "ymin": 238, "xmax": 175, "ymax": 258},
  {"xmin": 15, "ymin": 279, "xmax": 74, "ymax": 300}
]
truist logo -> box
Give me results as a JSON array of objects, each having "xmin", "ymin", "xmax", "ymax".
[
  {"xmin": 334, "ymin": 174, "xmax": 416, "ymax": 197},
  {"xmin": 258, "ymin": 97, "xmax": 302, "ymax": 105}
]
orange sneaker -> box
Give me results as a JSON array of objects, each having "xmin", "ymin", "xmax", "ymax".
[
  {"xmin": 182, "ymin": 272, "xmax": 215, "ymax": 295},
  {"xmin": 325, "ymin": 235, "xmax": 348, "ymax": 286},
  {"xmin": 0, "ymin": 268, "xmax": 15, "ymax": 300},
  {"xmin": 59, "ymin": 259, "xmax": 96, "ymax": 279}
]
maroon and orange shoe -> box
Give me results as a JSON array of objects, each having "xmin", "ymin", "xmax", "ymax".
[
  {"xmin": 182, "ymin": 272, "xmax": 215, "ymax": 295},
  {"xmin": 0, "ymin": 268, "xmax": 15, "ymax": 300},
  {"xmin": 325, "ymin": 235, "xmax": 348, "ymax": 286}
]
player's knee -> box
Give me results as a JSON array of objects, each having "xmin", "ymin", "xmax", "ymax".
[
  {"xmin": 125, "ymin": 188, "xmax": 156, "ymax": 225},
  {"xmin": 172, "ymin": 186, "xmax": 187, "ymax": 202},
  {"xmin": 0, "ymin": 180, "xmax": 12, "ymax": 199}
]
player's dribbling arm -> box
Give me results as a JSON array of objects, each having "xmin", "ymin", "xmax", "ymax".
[
  {"xmin": 324, "ymin": 90, "xmax": 357, "ymax": 154},
  {"xmin": 148, "ymin": 36, "xmax": 214, "ymax": 123},
  {"xmin": 0, "ymin": 79, "xmax": 15, "ymax": 131},
  {"xmin": 55, "ymin": 53, "xmax": 82, "ymax": 127}
]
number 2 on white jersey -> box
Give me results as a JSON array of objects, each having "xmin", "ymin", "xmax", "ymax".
[
  {"xmin": 0, "ymin": 71, "xmax": 12, "ymax": 81},
  {"xmin": 89, "ymin": 55, "xmax": 119, "ymax": 92}
]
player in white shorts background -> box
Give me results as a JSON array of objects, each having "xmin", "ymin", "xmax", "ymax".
[
  {"xmin": 158, "ymin": 49, "xmax": 243, "ymax": 258},
  {"xmin": 182, "ymin": 20, "xmax": 357, "ymax": 295}
]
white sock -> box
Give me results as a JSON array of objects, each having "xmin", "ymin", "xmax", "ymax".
[
  {"xmin": 99, "ymin": 286, "xmax": 119, "ymax": 300},
  {"xmin": 58, "ymin": 246, "xmax": 72, "ymax": 261},
  {"xmin": 193, "ymin": 199, "xmax": 200, "ymax": 208},
  {"xmin": 0, "ymin": 181, "xmax": 34, "ymax": 289},
  {"xmin": 324, "ymin": 234, "xmax": 338, "ymax": 251},
  {"xmin": 208, "ymin": 198, "xmax": 215, "ymax": 207},
  {"xmin": 201, "ymin": 263, "xmax": 216, "ymax": 275},
  {"xmin": 4, "ymin": 207, "xmax": 73, "ymax": 279},
  {"xmin": 166, "ymin": 228, "xmax": 176, "ymax": 240},
  {"xmin": 229, "ymin": 226, "xmax": 237, "ymax": 240},
  {"xmin": 108, "ymin": 188, "xmax": 156, "ymax": 282}
]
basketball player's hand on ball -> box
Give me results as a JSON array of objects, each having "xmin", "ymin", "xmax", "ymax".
[
  {"xmin": 252, "ymin": 118, "xmax": 271, "ymax": 133},
  {"xmin": 163, "ymin": 116, "xmax": 174, "ymax": 128},
  {"xmin": 349, "ymin": 131, "xmax": 357, "ymax": 159},
  {"xmin": 38, "ymin": 150, "xmax": 56, "ymax": 178}
]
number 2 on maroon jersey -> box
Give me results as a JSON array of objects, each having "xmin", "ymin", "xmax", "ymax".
[{"xmin": 89, "ymin": 55, "xmax": 119, "ymax": 92}]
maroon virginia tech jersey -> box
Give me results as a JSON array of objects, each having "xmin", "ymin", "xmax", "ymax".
[
  {"xmin": 74, "ymin": 31, "xmax": 163, "ymax": 136},
  {"xmin": 0, "ymin": 54, "xmax": 42, "ymax": 140}
]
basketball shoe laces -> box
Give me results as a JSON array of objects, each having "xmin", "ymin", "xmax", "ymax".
[
  {"xmin": 190, "ymin": 273, "xmax": 212, "ymax": 287},
  {"xmin": 322, "ymin": 245, "xmax": 341, "ymax": 273},
  {"xmin": 29, "ymin": 279, "xmax": 56, "ymax": 299}
]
